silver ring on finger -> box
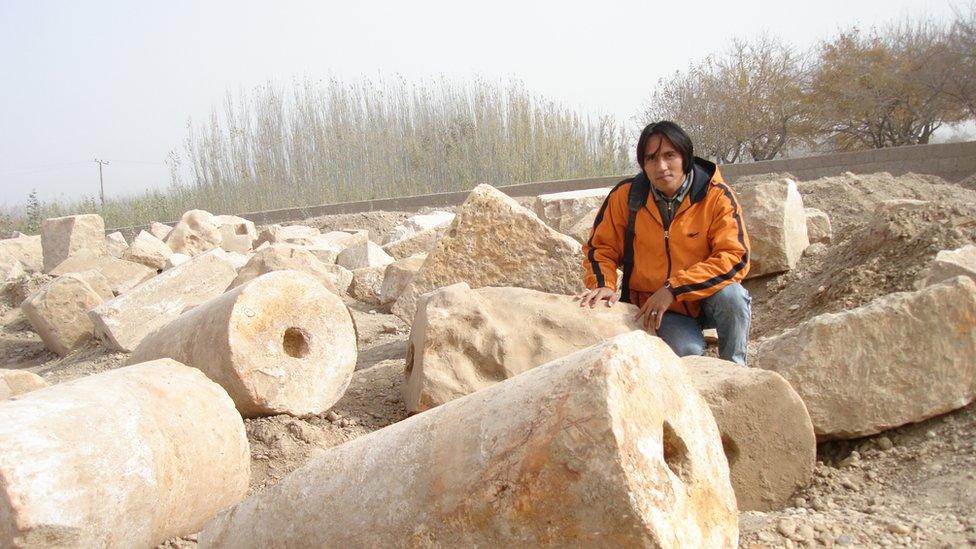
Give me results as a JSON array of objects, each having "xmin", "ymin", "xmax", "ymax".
[{"xmin": 651, "ymin": 311, "xmax": 658, "ymax": 316}]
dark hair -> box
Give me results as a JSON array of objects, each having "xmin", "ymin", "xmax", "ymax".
[{"xmin": 636, "ymin": 121, "xmax": 694, "ymax": 175}]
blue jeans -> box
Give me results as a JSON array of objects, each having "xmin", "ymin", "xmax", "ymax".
[{"xmin": 655, "ymin": 283, "xmax": 751, "ymax": 364}]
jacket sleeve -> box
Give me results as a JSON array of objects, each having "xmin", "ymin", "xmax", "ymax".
[
  {"xmin": 582, "ymin": 184, "xmax": 629, "ymax": 290},
  {"xmin": 667, "ymin": 182, "xmax": 751, "ymax": 302}
]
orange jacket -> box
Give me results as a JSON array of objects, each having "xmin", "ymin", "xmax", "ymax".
[{"xmin": 582, "ymin": 157, "xmax": 750, "ymax": 318}]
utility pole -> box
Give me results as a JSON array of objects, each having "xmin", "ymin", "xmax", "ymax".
[{"xmin": 93, "ymin": 158, "xmax": 109, "ymax": 207}]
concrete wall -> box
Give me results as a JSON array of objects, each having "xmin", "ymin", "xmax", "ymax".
[{"xmin": 111, "ymin": 141, "xmax": 976, "ymax": 232}]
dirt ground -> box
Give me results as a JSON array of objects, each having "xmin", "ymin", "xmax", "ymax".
[{"xmin": 2, "ymin": 171, "xmax": 975, "ymax": 547}]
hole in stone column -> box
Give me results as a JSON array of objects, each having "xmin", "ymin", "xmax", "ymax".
[
  {"xmin": 282, "ymin": 327, "xmax": 310, "ymax": 358},
  {"xmin": 662, "ymin": 421, "xmax": 693, "ymax": 482},
  {"xmin": 721, "ymin": 433, "xmax": 740, "ymax": 468}
]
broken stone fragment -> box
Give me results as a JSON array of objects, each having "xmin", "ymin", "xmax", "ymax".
[
  {"xmin": 41, "ymin": 214, "xmax": 106, "ymax": 272},
  {"xmin": 199, "ymin": 331, "xmax": 738, "ymax": 547},
  {"xmin": 165, "ymin": 209, "xmax": 223, "ymax": 256},
  {"xmin": 50, "ymin": 253, "xmax": 155, "ymax": 296},
  {"xmin": 21, "ymin": 271, "xmax": 113, "ymax": 356},
  {"xmin": 0, "ymin": 369, "xmax": 47, "ymax": 400},
  {"xmin": 228, "ymin": 244, "xmax": 341, "ymax": 295},
  {"xmin": 738, "ymin": 179, "xmax": 808, "ymax": 278},
  {"xmin": 129, "ymin": 271, "xmax": 357, "ymax": 418},
  {"xmin": 124, "ymin": 230, "xmax": 174, "ymax": 271},
  {"xmin": 105, "ymin": 231, "xmax": 128, "ymax": 258},
  {"xmin": 379, "ymin": 253, "xmax": 426, "ymax": 305},
  {"xmin": 533, "ymin": 187, "xmax": 610, "ymax": 233},
  {"xmin": 0, "ymin": 359, "xmax": 249, "ymax": 548}
]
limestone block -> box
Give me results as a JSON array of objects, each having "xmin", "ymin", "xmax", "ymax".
[
  {"xmin": 921, "ymin": 245, "xmax": 976, "ymax": 287},
  {"xmin": 105, "ymin": 231, "xmax": 128, "ymax": 258},
  {"xmin": 124, "ymin": 230, "xmax": 174, "ymax": 271},
  {"xmin": 534, "ymin": 187, "xmax": 610, "ymax": 232},
  {"xmin": 255, "ymin": 224, "xmax": 321, "ymax": 247},
  {"xmin": 681, "ymin": 356, "xmax": 815, "ymax": 512},
  {"xmin": 0, "ymin": 359, "xmax": 249, "ymax": 548},
  {"xmin": 379, "ymin": 253, "xmax": 426, "ymax": 305},
  {"xmin": 0, "ymin": 369, "xmax": 47, "ymax": 400},
  {"xmin": 384, "ymin": 211, "xmax": 455, "ymax": 244},
  {"xmin": 325, "ymin": 264, "xmax": 353, "ymax": 294},
  {"xmin": 148, "ymin": 221, "xmax": 173, "ymax": 241},
  {"xmin": 21, "ymin": 272, "xmax": 113, "ymax": 356},
  {"xmin": 804, "ymin": 208, "xmax": 832, "ymax": 245},
  {"xmin": 348, "ymin": 266, "xmax": 385, "ymax": 305},
  {"xmin": 165, "ymin": 253, "xmax": 191, "ymax": 270},
  {"xmin": 50, "ymin": 253, "xmax": 155, "ymax": 296},
  {"xmin": 392, "ymin": 184, "xmax": 584, "ymax": 322},
  {"xmin": 316, "ymin": 230, "xmax": 366, "ymax": 249},
  {"xmin": 199, "ymin": 331, "xmax": 738, "ymax": 547},
  {"xmin": 0, "ymin": 234, "xmax": 42, "ymax": 272},
  {"xmin": 336, "ymin": 239, "xmax": 394, "ymax": 270},
  {"xmin": 228, "ymin": 244, "xmax": 340, "ymax": 295},
  {"xmin": 291, "ymin": 241, "xmax": 342, "ymax": 265},
  {"xmin": 166, "ymin": 210, "xmax": 223, "ymax": 256},
  {"xmin": 566, "ymin": 206, "xmax": 599, "ymax": 244},
  {"xmin": 90, "ymin": 249, "xmax": 239, "ymax": 352},
  {"xmin": 40, "ymin": 214, "xmax": 106, "ymax": 272},
  {"xmin": 0, "ymin": 259, "xmax": 26, "ymax": 296},
  {"xmin": 738, "ymin": 179, "xmax": 808, "ymax": 278},
  {"xmin": 381, "ymin": 225, "xmax": 445, "ymax": 260},
  {"xmin": 130, "ymin": 271, "xmax": 357, "ymax": 418},
  {"xmin": 214, "ymin": 215, "xmax": 257, "ymax": 254},
  {"xmin": 404, "ymin": 283, "xmax": 641, "ymax": 412},
  {"xmin": 754, "ymin": 276, "xmax": 976, "ymax": 440}
]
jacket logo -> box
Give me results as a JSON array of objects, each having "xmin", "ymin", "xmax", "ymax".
[{"xmin": 687, "ymin": 232, "xmax": 700, "ymax": 238}]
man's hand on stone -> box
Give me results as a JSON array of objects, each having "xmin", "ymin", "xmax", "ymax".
[
  {"xmin": 575, "ymin": 287, "xmax": 618, "ymax": 308},
  {"xmin": 636, "ymin": 286, "xmax": 675, "ymax": 332}
]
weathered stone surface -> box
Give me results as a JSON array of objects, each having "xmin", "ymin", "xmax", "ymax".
[
  {"xmin": 50, "ymin": 253, "xmax": 155, "ymax": 296},
  {"xmin": 90, "ymin": 249, "xmax": 239, "ymax": 352},
  {"xmin": 255, "ymin": 224, "xmax": 321, "ymax": 247},
  {"xmin": 0, "ymin": 234, "xmax": 42, "ymax": 273},
  {"xmin": 682, "ymin": 356, "xmax": 815, "ymax": 512},
  {"xmin": 214, "ymin": 215, "xmax": 257, "ymax": 253},
  {"xmin": 384, "ymin": 211, "xmax": 454, "ymax": 244},
  {"xmin": 534, "ymin": 187, "xmax": 610, "ymax": 232},
  {"xmin": 316, "ymin": 230, "xmax": 366, "ymax": 249},
  {"xmin": 325, "ymin": 263, "xmax": 353, "ymax": 294},
  {"xmin": 738, "ymin": 179, "xmax": 808, "ymax": 278},
  {"xmin": 392, "ymin": 184, "xmax": 584, "ymax": 321},
  {"xmin": 804, "ymin": 208, "xmax": 832, "ymax": 245},
  {"xmin": 166, "ymin": 210, "xmax": 223, "ymax": 257},
  {"xmin": 130, "ymin": 272, "xmax": 357, "ymax": 418},
  {"xmin": 379, "ymin": 253, "xmax": 426, "ymax": 305},
  {"xmin": 566, "ymin": 206, "xmax": 598, "ymax": 244},
  {"xmin": 41, "ymin": 214, "xmax": 106, "ymax": 272},
  {"xmin": 165, "ymin": 252, "xmax": 191, "ymax": 270},
  {"xmin": 148, "ymin": 221, "xmax": 173, "ymax": 241},
  {"xmin": 336, "ymin": 239, "xmax": 394, "ymax": 270},
  {"xmin": 199, "ymin": 331, "xmax": 738, "ymax": 547},
  {"xmin": 228, "ymin": 244, "xmax": 340, "ymax": 295},
  {"xmin": 21, "ymin": 272, "xmax": 113, "ymax": 356},
  {"xmin": 124, "ymin": 230, "xmax": 174, "ymax": 271},
  {"xmin": 0, "ymin": 359, "xmax": 249, "ymax": 548},
  {"xmin": 0, "ymin": 369, "xmax": 47, "ymax": 400},
  {"xmin": 381, "ymin": 225, "xmax": 445, "ymax": 260},
  {"xmin": 105, "ymin": 231, "xmax": 129, "ymax": 258},
  {"xmin": 291, "ymin": 240, "xmax": 342, "ymax": 265},
  {"xmin": 921, "ymin": 244, "xmax": 976, "ymax": 288},
  {"xmin": 754, "ymin": 276, "xmax": 976, "ymax": 440},
  {"xmin": 347, "ymin": 266, "xmax": 385, "ymax": 305},
  {"xmin": 404, "ymin": 283, "xmax": 641, "ymax": 412}
]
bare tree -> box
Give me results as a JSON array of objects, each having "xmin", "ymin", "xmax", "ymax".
[{"xmin": 945, "ymin": 4, "xmax": 976, "ymax": 118}]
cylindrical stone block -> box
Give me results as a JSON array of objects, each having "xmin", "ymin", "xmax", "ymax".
[
  {"xmin": 200, "ymin": 331, "xmax": 738, "ymax": 547},
  {"xmin": 0, "ymin": 359, "xmax": 249, "ymax": 548},
  {"xmin": 129, "ymin": 270, "xmax": 357, "ymax": 417}
]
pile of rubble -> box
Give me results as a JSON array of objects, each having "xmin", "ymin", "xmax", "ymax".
[{"xmin": 0, "ymin": 172, "xmax": 973, "ymax": 547}]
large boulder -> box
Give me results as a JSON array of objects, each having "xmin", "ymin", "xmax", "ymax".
[
  {"xmin": 754, "ymin": 276, "xmax": 976, "ymax": 440},
  {"xmin": 381, "ymin": 225, "xmax": 445, "ymax": 260},
  {"xmin": 21, "ymin": 271, "xmax": 114, "ymax": 356},
  {"xmin": 148, "ymin": 221, "xmax": 173, "ymax": 241},
  {"xmin": 0, "ymin": 234, "xmax": 42, "ymax": 273},
  {"xmin": 392, "ymin": 184, "xmax": 584, "ymax": 321},
  {"xmin": 738, "ymin": 179, "xmax": 808, "ymax": 278},
  {"xmin": 921, "ymin": 244, "xmax": 976, "ymax": 288},
  {"xmin": 681, "ymin": 356, "xmax": 816, "ymax": 512},
  {"xmin": 129, "ymin": 272, "xmax": 357, "ymax": 418},
  {"xmin": 0, "ymin": 259, "xmax": 26, "ymax": 298},
  {"xmin": 105, "ymin": 231, "xmax": 129, "ymax": 258},
  {"xmin": 336, "ymin": 239, "xmax": 394, "ymax": 271},
  {"xmin": 379, "ymin": 253, "xmax": 426, "ymax": 305},
  {"xmin": 384, "ymin": 211, "xmax": 455, "ymax": 244},
  {"xmin": 228, "ymin": 244, "xmax": 341, "ymax": 295},
  {"xmin": 0, "ymin": 360, "xmax": 249, "ymax": 548},
  {"xmin": 124, "ymin": 230, "xmax": 174, "ymax": 271},
  {"xmin": 89, "ymin": 249, "xmax": 239, "ymax": 352},
  {"xmin": 40, "ymin": 214, "xmax": 106, "ymax": 272},
  {"xmin": 165, "ymin": 209, "xmax": 223, "ymax": 256},
  {"xmin": 0, "ymin": 370, "xmax": 47, "ymax": 400},
  {"xmin": 199, "ymin": 331, "xmax": 738, "ymax": 547},
  {"xmin": 347, "ymin": 266, "xmax": 385, "ymax": 305},
  {"xmin": 50, "ymin": 253, "xmax": 155, "ymax": 296},
  {"xmin": 534, "ymin": 187, "xmax": 610, "ymax": 233},
  {"xmin": 404, "ymin": 283, "xmax": 640, "ymax": 412},
  {"xmin": 804, "ymin": 207, "xmax": 832, "ymax": 245},
  {"xmin": 214, "ymin": 215, "xmax": 257, "ymax": 254}
]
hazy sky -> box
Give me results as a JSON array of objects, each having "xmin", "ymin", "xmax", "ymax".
[{"xmin": 0, "ymin": 0, "xmax": 962, "ymax": 206}]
